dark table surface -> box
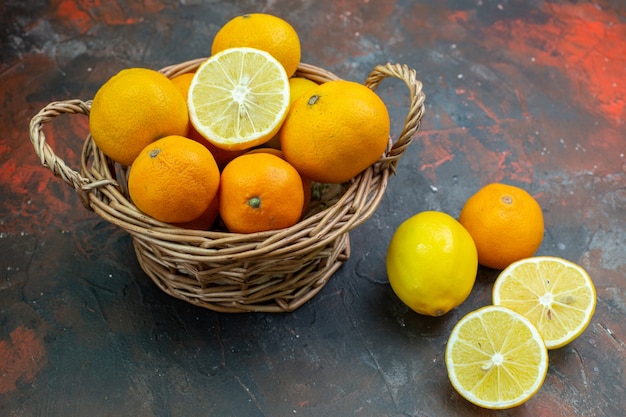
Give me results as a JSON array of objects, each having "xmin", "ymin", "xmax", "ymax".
[{"xmin": 2, "ymin": 1, "xmax": 625, "ymax": 416}]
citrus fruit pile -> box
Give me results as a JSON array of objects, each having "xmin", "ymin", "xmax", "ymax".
[
  {"xmin": 85, "ymin": 10, "xmax": 597, "ymax": 411},
  {"xmin": 88, "ymin": 13, "xmax": 391, "ymax": 234},
  {"xmin": 385, "ymin": 183, "xmax": 597, "ymax": 409}
]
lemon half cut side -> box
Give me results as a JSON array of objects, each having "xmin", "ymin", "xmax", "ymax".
[
  {"xmin": 492, "ymin": 256, "xmax": 597, "ymax": 349},
  {"xmin": 188, "ymin": 47, "xmax": 290, "ymax": 151},
  {"xmin": 445, "ymin": 305, "xmax": 549, "ymax": 410}
]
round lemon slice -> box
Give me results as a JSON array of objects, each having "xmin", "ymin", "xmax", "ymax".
[
  {"xmin": 492, "ymin": 256, "xmax": 597, "ymax": 349},
  {"xmin": 445, "ymin": 305, "xmax": 548, "ymax": 410},
  {"xmin": 188, "ymin": 47, "xmax": 290, "ymax": 151}
]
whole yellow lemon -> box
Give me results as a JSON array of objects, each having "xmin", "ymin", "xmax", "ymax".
[{"xmin": 386, "ymin": 211, "xmax": 478, "ymax": 316}]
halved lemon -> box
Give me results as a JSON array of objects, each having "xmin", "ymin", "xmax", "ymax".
[
  {"xmin": 492, "ymin": 256, "xmax": 596, "ymax": 349},
  {"xmin": 188, "ymin": 47, "xmax": 290, "ymax": 151},
  {"xmin": 445, "ymin": 305, "xmax": 548, "ymax": 410}
]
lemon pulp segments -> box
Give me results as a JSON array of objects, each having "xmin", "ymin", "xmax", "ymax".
[
  {"xmin": 492, "ymin": 256, "xmax": 597, "ymax": 349},
  {"xmin": 188, "ymin": 47, "xmax": 290, "ymax": 150},
  {"xmin": 445, "ymin": 305, "xmax": 548, "ymax": 409}
]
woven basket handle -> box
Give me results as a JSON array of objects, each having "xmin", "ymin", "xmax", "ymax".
[
  {"xmin": 28, "ymin": 99, "xmax": 105, "ymax": 207},
  {"xmin": 364, "ymin": 63, "xmax": 426, "ymax": 170}
]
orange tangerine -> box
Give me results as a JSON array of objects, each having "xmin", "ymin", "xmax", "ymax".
[
  {"xmin": 90, "ymin": 68, "xmax": 189, "ymax": 166},
  {"xmin": 280, "ymin": 80, "xmax": 390, "ymax": 183},
  {"xmin": 219, "ymin": 153, "xmax": 304, "ymax": 233},
  {"xmin": 459, "ymin": 183, "xmax": 544, "ymax": 270},
  {"xmin": 211, "ymin": 13, "xmax": 301, "ymax": 77},
  {"xmin": 128, "ymin": 135, "xmax": 220, "ymax": 223}
]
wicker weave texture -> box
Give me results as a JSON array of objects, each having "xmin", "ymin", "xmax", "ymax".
[{"xmin": 29, "ymin": 59, "xmax": 426, "ymax": 313}]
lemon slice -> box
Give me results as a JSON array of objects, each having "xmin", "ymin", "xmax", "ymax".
[
  {"xmin": 188, "ymin": 47, "xmax": 290, "ymax": 151},
  {"xmin": 445, "ymin": 305, "xmax": 548, "ymax": 410},
  {"xmin": 492, "ymin": 256, "xmax": 596, "ymax": 349}
]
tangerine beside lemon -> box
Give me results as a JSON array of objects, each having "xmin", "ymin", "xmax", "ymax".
[
  {"xmin": 219, "ymin": 153, "xmax": 304, "ymax": 233},
  {"xmin": 459, "ymin": 183, "xmax": 544, "ymax": 270},
  {"xmin": 89, "ymin": 68, "xmax": 189, "ymax": 166},
  {"xmin": 280, "ymin": 80, "xmax": 390, "ymax": 184},
  {"xmin": 211, "ymin": 13, "xmax": 301, "ymax": 77},
  {"xmin": 128, "ymin": 135, "xmax": 220, "ymax": 224}
]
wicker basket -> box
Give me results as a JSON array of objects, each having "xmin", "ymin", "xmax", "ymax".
[{"xmin": 28, "ymin": 58, "xmax": 426, "ymax": 313}]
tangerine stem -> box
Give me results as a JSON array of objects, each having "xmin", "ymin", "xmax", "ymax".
[{"xmin": 248, "ymin": 196, "xmax": 261, "ymax": 209}]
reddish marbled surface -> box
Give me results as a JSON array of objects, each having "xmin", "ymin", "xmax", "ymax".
[{"xmin": 1, "ymin": 1, "xmax": 624, "ymax": 416}]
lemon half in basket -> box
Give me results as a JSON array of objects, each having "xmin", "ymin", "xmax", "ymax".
[{"xmin": 188, "ymin": 47, "xmax": 290, "ymax": 151}]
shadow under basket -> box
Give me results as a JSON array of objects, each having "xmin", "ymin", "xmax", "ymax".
[{"xmin": 29, "ymin": 58, "xmax": 426, "ymax": 313}]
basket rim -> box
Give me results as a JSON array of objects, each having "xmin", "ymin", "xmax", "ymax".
[{"xmin": 29, "ymin": 58, "xmax": 426, "ymax": 259}]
